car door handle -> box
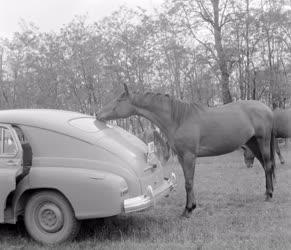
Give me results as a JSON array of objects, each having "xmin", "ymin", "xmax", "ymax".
[{"xmin": 6, "ymin": 160, "xmax": 17, "ymax": 166}]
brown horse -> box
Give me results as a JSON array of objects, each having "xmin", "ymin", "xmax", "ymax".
[
  {"xmin": 243, "ymin": 107, "xmax": 291, "ymax": 167},
  {"xmin": 97, "ymin": 84, "xmax": 276, "ymax": 218}
]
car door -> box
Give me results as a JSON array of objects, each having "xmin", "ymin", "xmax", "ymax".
[{"xmin": 0, "ymin": 124, "xmax": 23, "ymax": 223}]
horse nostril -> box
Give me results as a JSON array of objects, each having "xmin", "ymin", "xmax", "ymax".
[{"xmin": 96, "ymin": 114, "xmax": 103, "ymax": 121}]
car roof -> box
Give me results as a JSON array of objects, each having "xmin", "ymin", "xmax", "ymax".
[
  {"xmin": 0, "ymin": 109, "xmax": 98, "ymax": 138},
  {"xmin": 0, "ymin": 109, "xmax": 91, "ymax": 126}
]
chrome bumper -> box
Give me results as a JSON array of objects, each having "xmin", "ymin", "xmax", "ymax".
[{"xmin": 123, "ymin": 173, "xmax": 177, "ymax": 214}]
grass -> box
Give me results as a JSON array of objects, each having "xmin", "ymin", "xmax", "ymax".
[{"xmin": 1, "ymin": 147, "xmax": 291, "ymax": 249}]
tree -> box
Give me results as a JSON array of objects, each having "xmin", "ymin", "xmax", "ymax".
[{"xmin": 168, "ymin": 0, "xmax": 234, "ymax": 103}]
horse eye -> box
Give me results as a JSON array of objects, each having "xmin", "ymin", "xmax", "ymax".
[{"xmin": 117, "ymin": 96, "xmax": 125, "ymax": 102}]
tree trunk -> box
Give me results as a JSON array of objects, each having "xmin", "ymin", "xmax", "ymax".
[
  {"xmin": 252, "ymin": 72, "xmax": 256, "ymax": 100},
  {"xmin": 211, "ymin": 0, "xmax": 232, "ymax": 104},
  {"xmin": 245, "ymin": 0, "xmax": 251, "ymax": 100}
]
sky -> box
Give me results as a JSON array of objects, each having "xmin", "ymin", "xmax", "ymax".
[{"xmin": 0, "ymin": 0, "xmax": 164, "ymax": 39}]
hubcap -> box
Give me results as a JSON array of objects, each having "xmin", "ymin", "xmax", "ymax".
[{"xmin": 36, "ymin": 203, "xmax": 64, "ymax": 233}]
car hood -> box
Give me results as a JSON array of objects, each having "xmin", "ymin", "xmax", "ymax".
[{"xmin": 95, "ymin": 126, "xmax": 148, "ymax": 171}]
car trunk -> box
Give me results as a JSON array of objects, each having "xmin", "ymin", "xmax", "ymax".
[{"xmin": 96, "ymin": 126, "xmax": 165, "ymax": 193}]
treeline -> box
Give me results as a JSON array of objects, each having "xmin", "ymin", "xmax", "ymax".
[{"xmin": 0, "ymin": 0, "xmax": 290, "ymax": 132}]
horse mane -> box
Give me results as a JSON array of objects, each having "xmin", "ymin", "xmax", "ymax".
[{"xmin": 131, "ymin": 91, "xmax": 204, "ymax": 125}]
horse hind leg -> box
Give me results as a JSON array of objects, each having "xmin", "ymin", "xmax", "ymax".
[
  {"xmin": 255, "ymin": 136, "xmax": 275, "ymax": 200},
  {"xmin": 245, "ymin": 136, "xmax": 274, "ymax": 200},
  {"xmin": 275, "ymin": 139, "xmax": 285, "ymax": 164},
  {"xmin": 178, "ymin": 151, "xmax": 196, "ymax": 218}
]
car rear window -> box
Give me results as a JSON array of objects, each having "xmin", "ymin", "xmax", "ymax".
[{"xmin": 69, "ymin": 117, "xmax": 106, "ymax": 132}]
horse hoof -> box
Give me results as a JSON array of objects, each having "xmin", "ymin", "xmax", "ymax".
[
  {"xmin": 181, "ymin": 203, "xmax": 196, "ymax": 218},
  {"xmin": 265, "ymin": 193, "xmax": 273, "ymax": 201},
  {"xmin": 181, "ymin": 210, "xmax": 191, "ymax": 218}
]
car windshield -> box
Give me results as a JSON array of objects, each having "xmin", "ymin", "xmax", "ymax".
[{"xmin": 69, "ymin": 117, "xmax": 107, "ymax": 132}]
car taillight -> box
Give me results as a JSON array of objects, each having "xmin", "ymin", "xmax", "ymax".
[
  {"xmin": 120, "ymin": 179, "xmax": 128, "ymax": 196},
  {"xmin": 121, "ymin": 187, "xmax": 128, "ymax": 196}
]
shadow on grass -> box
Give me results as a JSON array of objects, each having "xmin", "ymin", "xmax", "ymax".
[
  {"xmin": 0, "ymin": 214, "xmax": 175, "ymax": 245},
  {"xmin": 0, "ymin": 219, "xmax": 32, "ymax": 246},
  {"xmin": 0, "ymin": 223, "xmax": 18, "ymax": 238},
  {"xmin": 76, "ymin": 214, "xmax": 174, "ymax": 242}
]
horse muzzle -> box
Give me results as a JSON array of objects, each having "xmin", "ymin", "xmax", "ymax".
[{"xmin": 96, "ymin": 114, "xmax": 106, "ymax": 122}]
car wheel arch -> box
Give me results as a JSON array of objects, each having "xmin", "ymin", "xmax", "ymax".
[{"xmin": 14, "ymin": 188, "xmax": 76, "ymax": 220}]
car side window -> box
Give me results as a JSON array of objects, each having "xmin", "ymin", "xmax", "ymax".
[{"xmin": 0, "ymin": 127, "xmax": 17, "ymax": 155}]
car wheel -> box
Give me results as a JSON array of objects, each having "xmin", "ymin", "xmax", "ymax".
[{"xmin": 24, "ymin": 190, "xmax": 80, "ymax": 244}]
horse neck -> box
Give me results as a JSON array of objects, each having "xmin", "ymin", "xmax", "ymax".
[{"xmin": 134, "ymin": 105, "xmax": 175, "ymax": 144}]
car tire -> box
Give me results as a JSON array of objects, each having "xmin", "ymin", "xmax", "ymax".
[{"xmin": 24, "ymin": 190, "xmax": 80, "ymax": 244}]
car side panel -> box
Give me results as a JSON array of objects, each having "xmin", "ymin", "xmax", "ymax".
[
  {"xmin": 0, "ymin": 124, "xmax": 24, "ymax": 223},
  {"xmin": 0, "ymin": 168, "xmax": 20, "ymax": 222},
  {"xmin": 13, "ymin": 167, "xmax": 127, "ymax": 220},
  {"xmin": 18, "ymin": 126, "xmax": 142, "ymax": 195}
]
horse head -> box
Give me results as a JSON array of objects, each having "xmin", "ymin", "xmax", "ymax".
[
  {"xmin": 97, "ymin": 84, "xmax": 135, "ymax": 121},
  {"xmin": 241, "ymin": 145, "xmax": 255, "ymax": 168}
]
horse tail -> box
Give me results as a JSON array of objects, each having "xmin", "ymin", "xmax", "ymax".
[{"xmin": 270, "ymin": 128, "xmax": 276, "ymax": 180}]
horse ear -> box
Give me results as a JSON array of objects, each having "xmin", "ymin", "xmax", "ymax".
[{"xmin": 123, "ymin": 83, "xmax": 129, "ymax": 96}]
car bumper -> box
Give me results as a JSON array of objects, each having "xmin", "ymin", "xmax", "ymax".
[{"xmin": 123, "ymin": 172, "xmax": 177, "ymax": 214}]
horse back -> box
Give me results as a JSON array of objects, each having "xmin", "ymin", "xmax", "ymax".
[
  {"xmin": 206, "ymin": 100, "xmax": 273, "ymax": 124},
  {"xmin": 234, "ymin": 100, "xmax": 274, "ymax": 133},
  {"xmin": 198, "ymin": 100, "xmax": 273, "ymax": 142}
]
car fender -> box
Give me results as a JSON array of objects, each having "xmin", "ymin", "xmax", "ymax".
[{"xmin": 12, "ymin": 167, "xmax": 130, "ymax": 220}]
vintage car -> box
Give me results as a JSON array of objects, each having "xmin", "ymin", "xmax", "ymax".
[{"xmin": 0, "ymin": 109, "xmax": 176, "ymax": 244}]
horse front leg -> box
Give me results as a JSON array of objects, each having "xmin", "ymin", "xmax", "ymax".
[{"xmin": 178, "ymin": 151, "xmax": 197, "ymax": 218}]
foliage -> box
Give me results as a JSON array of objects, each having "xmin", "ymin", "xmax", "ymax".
[{"xmin": 0, "ymin": 0, "xmax": 291, "ymax": 129}]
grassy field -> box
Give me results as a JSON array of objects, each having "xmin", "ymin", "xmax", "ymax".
[{"xmin": 1, "ymin": 146, "xmax": 291, "ymax": 250}]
